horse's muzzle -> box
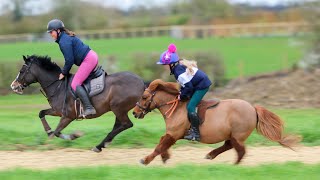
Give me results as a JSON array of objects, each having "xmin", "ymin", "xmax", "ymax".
[
  {"xmin": 132, "ymin": 111, "xmax": 144, "ymax": 119},
  {"xmin": 10, "ymin": 80, "xmax": 23, "ymax": 94}
]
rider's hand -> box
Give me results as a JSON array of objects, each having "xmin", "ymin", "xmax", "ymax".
[
  {"xmin": 179, "ymin": 95, "xmax": 189, "ymax": 102},
  {"xmin": 59, "ymin": 73, "xmax": 65, "ymax": 80}
]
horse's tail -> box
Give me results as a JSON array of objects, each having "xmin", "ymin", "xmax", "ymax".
[{"xmin": 254, "ymin": 105, "xmax": 301, "ymax": 149}]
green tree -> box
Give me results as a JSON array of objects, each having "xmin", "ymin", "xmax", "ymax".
[{"xmin": 298, "ymin": 1, "xmax": 320, "ymax": 70}]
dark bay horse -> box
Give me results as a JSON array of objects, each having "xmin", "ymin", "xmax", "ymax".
[
  {"xmin": 11, "ymin": 55, "xmax": 145, "ymax": 152},
  {"xmin": 133, "ymin": 79, "xmax": 301, "ymax": 165}
]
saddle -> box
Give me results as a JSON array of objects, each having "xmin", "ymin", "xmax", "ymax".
[
  {"xmin": 197, "ymin": 98, "xmax": 220, "ymax": 124},
  {"xmin": 83, "ymin": 66, "xmax": 106, "ymax": 97},
  {"xmin": 71, "ymin": 65, "xmax": 107, "ymax": 98}
]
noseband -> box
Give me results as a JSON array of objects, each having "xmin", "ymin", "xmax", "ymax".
[
  {"xmin": 135, "ymin": 89, "xmax": 179, "ymax": 118},
  {"xmin": 135, "ymin": 89, "xmax": 157, "ymax": 115}
]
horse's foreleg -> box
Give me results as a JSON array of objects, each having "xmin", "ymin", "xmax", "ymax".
[
  {"xmin": 141, "ymin": 134, "xmax": 176, "ymax": 165},
  {"xmin": 205, "ymin": 140, "xmax": 233, "ymax": 160},
  {"xmin": 51, "ymin": 117, "xmax": 81, "ymax": 140},
  {"xmin": 39, "ymin": 108, "xmax": 60, "ymax": 136},
  {"xmin": 160, "ymin": 150, "xmax": 171, "ymax": 164},
  {"xmin": 93, "ymin": 115, "xmax": 133, "ymax": 152}
]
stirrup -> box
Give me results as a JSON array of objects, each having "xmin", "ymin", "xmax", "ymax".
[{"xmin": 83, "ymin": 108, "xmax": 96, "ymax": 116}]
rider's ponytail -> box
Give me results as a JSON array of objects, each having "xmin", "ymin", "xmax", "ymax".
[
  {"xmin": 180, "ymin": 59, "xmax": 198, "ymax": 76},
  {"xmin": 61, "ymin": 27, "xmax": 76, "ymax": 36}
]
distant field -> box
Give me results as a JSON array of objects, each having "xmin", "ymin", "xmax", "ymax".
[
  {"xmin": 0, "ymin": 94, "xmax": 319, "ymax": 151},
  {"xmin": 0, "ymin": 36, "xmax": 305, "ymax": 78}
]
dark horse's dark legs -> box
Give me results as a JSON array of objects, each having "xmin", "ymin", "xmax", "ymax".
[
  {"xmin": 39, "ymin": 108, "xmax": 60, "ymax": 136},
  {"xmin": 50, "ymin": 117, "xmax": 82, "ymax": 140},
  {"xmin": 205, "ymin": 140, "xmax": 233, "ymax": 160},
  {"xmin": 93, "ymin": 114, "xmax": 133, "ymax": 152}
]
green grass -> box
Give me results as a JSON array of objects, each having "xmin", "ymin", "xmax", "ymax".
[
  {"xmin": 0, "ymin": 94, "xmax": 319, "ymax": 151},
  {"xmin": 0, "ymin": 162, "xmax": 319, "ymax": 180},
  {"xmin": 0, "ymin": 36, "xmax": 305, "ymax": 78}
]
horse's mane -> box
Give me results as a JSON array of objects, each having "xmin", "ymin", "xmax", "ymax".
[
  {"xmin": 28, "ymin": 55, "xmax": 61, "ymax": 72},
  {"xmin": 148, "ymin": 79, "xmax": 180, "ymax": 95}
]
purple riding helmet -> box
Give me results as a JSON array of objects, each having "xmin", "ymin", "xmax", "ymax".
[{"xmin": 157, "ymin": 44, "xmax": 179, "ymax": 65}]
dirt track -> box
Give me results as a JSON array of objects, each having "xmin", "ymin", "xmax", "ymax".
[{"xmin": 1, "ymin": 146, "xmax": 319, "ymax": 170}]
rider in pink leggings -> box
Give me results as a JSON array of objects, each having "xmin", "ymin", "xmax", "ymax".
[
  {"xmin": 47, "ymin": 19, "xmax": 98, "ymax": 116},
  {"xmin": 71, "ymin": 50, "xmax": 98, "ymax": 91}
]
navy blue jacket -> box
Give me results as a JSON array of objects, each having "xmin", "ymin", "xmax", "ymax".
[
  {"xmin": 56, "ymin": 32, "xmax": 91, "ymax": 75},
  {"xmin": 172, "ymin": 64, "xmax": 212, "ymax": 99}
]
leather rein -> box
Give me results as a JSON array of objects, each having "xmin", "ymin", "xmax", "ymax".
[{"xmin": 136, "ymin": 89, "xmax": 179, "ymax": 118}]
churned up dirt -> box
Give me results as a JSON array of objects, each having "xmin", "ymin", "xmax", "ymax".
[{"xmin": 0, "ymin": 146, "xmax": 320, "ymax": 170}]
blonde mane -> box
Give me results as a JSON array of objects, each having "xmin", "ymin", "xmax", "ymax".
[{"xmin": 148, "ymin": 79, "xmax": 179, "ymax": 95}]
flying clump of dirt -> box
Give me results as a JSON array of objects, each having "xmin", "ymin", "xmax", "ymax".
[{"xmin": 213, "ymin": 69, "xmax": 320, "ymax": 108}]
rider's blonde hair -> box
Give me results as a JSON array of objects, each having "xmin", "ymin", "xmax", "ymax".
[{"xmin": 179, "ymin": 59, "xmax": 198, "ymax": 75}]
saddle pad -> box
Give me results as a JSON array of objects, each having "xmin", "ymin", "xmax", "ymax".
[{"xmin": 88, "ymin": 74, "xmax": 105, "ymax": 97}]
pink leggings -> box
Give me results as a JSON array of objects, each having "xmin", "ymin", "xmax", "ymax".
[{"xmin": 71, "ymin": 50, "xmax": 98, "ymax": 91}]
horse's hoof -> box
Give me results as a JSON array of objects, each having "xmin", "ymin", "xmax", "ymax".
[
  {"xmin": 73, "ymin": 131, "xmax": 84, "ymax": 138},
  {"xmin": 140, "ymin": 159, "xmax": 147, "ymax": 165},
  {"xmin": 48, "ymin": 133, "xmax": 55, "ymax": 139},
  {"xmin": 162, "ymin": 159, "xmax": 169, "ymax": 164},
  {"xmin": 91, "ymin": 147, "xmax": 102, "ymax": 153},
  {"xmin": 205, "ymin": 154, "xmax": 213, "ymax": 160}
]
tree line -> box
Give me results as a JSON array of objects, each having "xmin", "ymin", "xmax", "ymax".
[{"xmin": 0, "ymin": 0, "xmax": 308, "ymax": 35}]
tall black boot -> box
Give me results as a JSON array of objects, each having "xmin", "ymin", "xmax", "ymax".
[
  {"xmin": 75, "ymin": 86, "xmax": 96, "ymax": 116},
  {"xmin": 184, "ymin": 112, "xmax": 200, "ymax": 141}
]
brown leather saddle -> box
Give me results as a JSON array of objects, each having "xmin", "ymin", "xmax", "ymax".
[{"xmin": 197, "ymin": 98, "xmax": 220, "ymax": 124}]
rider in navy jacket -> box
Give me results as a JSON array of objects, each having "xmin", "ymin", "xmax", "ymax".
[
  {"xmin": 157, "ymin": 43, "xmax": 212, "ymax": 141},
  {"xmin": 47, "ymin": 19, "xmax": 98, "ymax": 116},
  {"xmin": 56, "ymin": 31, "xmax": 91, "ymax": 76},
  {"xmin": 172, "ymin": 64, "xmax": 212, "ymax": 101}
]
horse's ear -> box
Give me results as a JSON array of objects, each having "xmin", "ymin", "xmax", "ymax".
[{"xmin": 22, "ymin": 55, "xmax": 27, "ymax": 62}]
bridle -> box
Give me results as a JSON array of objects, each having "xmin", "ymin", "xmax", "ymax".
[
  {"xmin": 14, "ymin": 61, "xmax": 62, "ymax": 99},
  {"xmin": 135, "ymin": 89, "xmax": 157, "ymax": 115},
  {"xmin": 135, "ymin": 89, "xmax": 179, "ymax": 118},
  {"xmin": 12, "ymin": 62, "xmax": 34, "ymax": 92}
]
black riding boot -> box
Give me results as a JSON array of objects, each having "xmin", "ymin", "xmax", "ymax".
[
  {"xmin": 75, "ymin": 86, "xmax": 96, "ymax": 116},
  {"xmin": 184, "ymin": 112, "xmax": 200, "ymax": 141}
]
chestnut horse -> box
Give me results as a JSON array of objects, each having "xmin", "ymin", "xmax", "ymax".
[{"xmin": 133, "ymin": 79, "xmax": 300, "ymax": 165}]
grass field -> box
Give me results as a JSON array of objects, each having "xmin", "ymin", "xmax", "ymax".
[
  {"xmin": 0, "ymin": 36, "xmax": 305, "ymax": 78},
  {"xmin": 0, "ymin": 36, "xmax": 317, "ymax": 179},
  {"xmin": 0, "ymin": 162, "xmax": 319, "ymax": 180},
  {"xmin": 0, "ymin": 94, "xmax": 319, "ymax": 151}
]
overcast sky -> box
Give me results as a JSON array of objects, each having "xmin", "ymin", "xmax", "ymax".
[{"xmin": 0, "ymin": 0, "xmax": 311, "ymax": 15}]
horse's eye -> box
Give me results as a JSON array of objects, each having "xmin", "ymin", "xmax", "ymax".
[{"xmin": 142, "ymin": 96, "xmax": 147, "ymax": 100}]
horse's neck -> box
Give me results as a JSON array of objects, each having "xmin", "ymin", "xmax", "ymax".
[
  {"xmin": 157, "ymin": 93, "xmax": 184, "ymax": 119},
  {"xmin": 37, "ymin": 70, "xmax": 64, "ymax": 98}
]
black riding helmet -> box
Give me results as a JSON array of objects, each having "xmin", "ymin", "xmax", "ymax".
[{"xmin": 47, "ymin": 19, "xmax": 64, "ymax": 33}]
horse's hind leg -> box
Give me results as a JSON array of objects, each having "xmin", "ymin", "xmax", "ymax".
[
  {"xmin": 205, "ymin": 140, "xmax": 233, "ymax": 160},
  {"xmin": 230, "ymin": 138, "xmax": 246, "ymax": 164},
  {"xmin": 93, "ymin": 113, "xmax": 133, "ymax": 152}
]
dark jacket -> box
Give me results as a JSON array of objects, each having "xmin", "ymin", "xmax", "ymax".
[
  {"xmin": 172, "ymin": 64, "xmax": 212, "ymax": 99},
  {"xmin": 56, "ymin": 32, "xmax": 91, "ymax": 75}
]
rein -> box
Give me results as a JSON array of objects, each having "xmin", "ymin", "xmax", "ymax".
[
  {"xmin": 40, "ymin": 79, "xmax": 63, "ymax": 100},
  {"xmin": 136, "ymin": 89, "xmax": 179, "ymax": 119},
  {"xmin": 159, "ymin": 96, "xmax": 179, "ymax": 119}
]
